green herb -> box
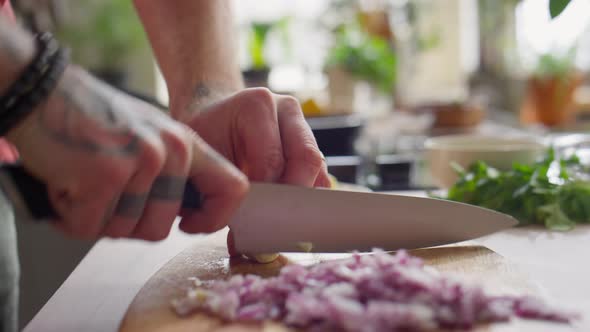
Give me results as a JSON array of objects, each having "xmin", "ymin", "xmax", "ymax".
[
  {"xmin": 533, "ymin": 48, "xmax": 576, "ymax": 80},
  {"xmin": 549, "ymin": 0, "xmax": 572, "ymax": 19},
  {"xmin": 248, "ymin": 23, "xmax": 273, "ymax": 70},
  {"xmin": 444, "ymin": 149, "xmax": 590, "ymax": 231}
]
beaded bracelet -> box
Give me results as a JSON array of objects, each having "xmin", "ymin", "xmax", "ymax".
[{"xmin": 0, "ymin": 32, "xmax": 69, "ymax": 135}]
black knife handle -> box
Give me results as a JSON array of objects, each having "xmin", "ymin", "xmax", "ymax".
[{"xmin": 0, "ymin": 164, "xmax": 203, "ymax": 221}]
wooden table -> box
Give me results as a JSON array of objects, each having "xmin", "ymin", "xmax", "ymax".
[{"xmin": 24, "ymin": 193, "xmax": 590, "ymax": 332}]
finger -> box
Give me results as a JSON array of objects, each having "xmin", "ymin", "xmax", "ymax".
[
  {"xmin": 100, "ymin": 180, "xmax": 150, "ymax": 238},
  {"xmin": 101, "ymin": 136, "xmax": 165, "ymax": 239},
  {"xmin": 276, "ymin": 96, "xmax": 324, "ymax": 187},
  {"xmin": 128, "ymin": 175, "xmax": 186, "ymax": 240},
  {"xmin": 129, "ymin": 127, "xmax": 192, "ymax": 241},
  {"xmin": 179, "ymin": 133, "xmax": 248, "ymax": 234},
  {"xmin": 314, "ymin": 171, "xmax": 332, "ymax": 188},
  {"xmin": 314, "ymin": 154, "xmax": 332, "ymax": 188},
  {"xmin": 233, "ymin": 88, "xmax": 285, "ymax": 182}
]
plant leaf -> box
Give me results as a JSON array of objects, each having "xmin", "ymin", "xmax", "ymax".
[
  {"xmin": 443, "ymin": 149, "xmax": 585, "ymax": 231},
  {"xmin": 549, "ymin": 0, "xmax": 572, "ymax": 19},
  {"xmin": 450, "ymin": 162, "xmax": 465, "ymax": 175}
]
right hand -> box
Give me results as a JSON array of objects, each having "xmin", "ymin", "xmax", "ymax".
[{"xmin": 5, "ymin": 66, "xmax": 248, "ymax": 240}]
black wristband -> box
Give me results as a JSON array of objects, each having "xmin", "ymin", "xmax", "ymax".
[{"xmin": 0, "ymin": 32, "xmax": 69, "ymax": 136}]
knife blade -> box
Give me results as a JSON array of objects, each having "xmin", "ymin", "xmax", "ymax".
[
  {"xmin": 0, "ymin": 164, "xmax": 517, "ymax": 253},
  {"xmin": 229, "ymin": 183, "xmax": 517, "ymax": 254}
]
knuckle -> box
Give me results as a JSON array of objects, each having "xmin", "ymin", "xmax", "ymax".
[
  {"xmin": 161, "ymin": 128, "xmax": 191, "ymax": 168},
  {"xmin": 279, "ymin": 96, "xmax": 302, "ymax": 115},
  {"xmin": 140, "ymin": 140, "xmax": 166, "ymax": 176},
  {"xmin": 244, "ymin": 87, "xmax": 274, "ymax": 103},
  {"xmin": 231, "ymin": 173, "xmax": 250, "ymax": 198},
  {"xmin": 263, "ymin": 148, "xmax": 285, "ymax": 175},
  {"xmin": 240, "ymin": 88, "xmax": 275, "ymax": 114},
  {"xmin": 301, "ymin": 145, "xmax": 324, "ymax": 170}
]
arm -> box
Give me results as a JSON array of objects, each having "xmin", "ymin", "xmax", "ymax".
[
  {"xmin": 133, "ymin": 0, "xmax": 243, "ymax": 121},
  {"xmin": 0, "ymin": 17, "xmax": 247, "ymax": 239},
  {"xmin": 134, "ymin": 1, "xmax": 331, "ymax": 190}
]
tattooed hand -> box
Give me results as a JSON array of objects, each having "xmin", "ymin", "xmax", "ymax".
[
  {"xmin": 5, "ymin": 67, "xmax": 248, "ymax": 240},
  {"xmin": 181, "ymin": 87, "xmax": 331, "ymax": 188}
]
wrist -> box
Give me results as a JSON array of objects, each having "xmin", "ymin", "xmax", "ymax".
[
  {"xmin": 169, "ymin": 80, "xmax": 243, "ymax": 122},
  {"xmin": 3, "ymin": 34, "xmax": 70, "ymax": 145},
  {"xmin": 0, "ymin": 55, "xmax": 33, "ymax": 95},
  {"xmin": 5, "ymin": 65, "xmax": 81, "ymax": 148}
]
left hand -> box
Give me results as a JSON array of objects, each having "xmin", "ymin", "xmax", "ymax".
[{"xmin": 180, "ymin": 87, "xmax": 331, "ymax": 188}]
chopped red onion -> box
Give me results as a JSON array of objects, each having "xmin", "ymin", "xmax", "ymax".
[{"xmin": 171, "ymin": 250, "xmax": 577, "ymax": 331}]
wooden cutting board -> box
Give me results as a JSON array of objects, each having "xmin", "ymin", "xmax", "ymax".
[{"xmin": 119, "ymin": 231, "xmax": 575, "ymax": 332}]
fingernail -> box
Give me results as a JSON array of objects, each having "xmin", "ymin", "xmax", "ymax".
[{"xmin": 227, "ymin": 229, "xmax": 239, "ymax": 257}]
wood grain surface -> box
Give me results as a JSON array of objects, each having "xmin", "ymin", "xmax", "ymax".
[{"xmin": 119, "ymin": 232, "xmax": 575, "ymax": 332}]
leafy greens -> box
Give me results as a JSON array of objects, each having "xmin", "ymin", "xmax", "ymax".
[{"xmin": 444, "ymin": 149, "xmax": 590, "ymax": 231}]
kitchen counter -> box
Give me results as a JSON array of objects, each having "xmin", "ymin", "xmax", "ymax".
[{"xmin": 24, "ymin": 192, "xmax": 590, "ymax": 332}]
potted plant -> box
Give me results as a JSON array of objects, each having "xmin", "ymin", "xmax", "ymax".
[
  {"xmin": 242, "ymin": 22, "xmax": 273, "ymax": 87},
  {"xmin": 324, "ymin": 23, "xmax": 396, "ymax": 113},
  {"xmin": 520, "ymin": 50, "xmax": 582, "ymax": 127},
  {"xmin": 56, "ymin": 0, "xmax": 145, "ymax": 88}
]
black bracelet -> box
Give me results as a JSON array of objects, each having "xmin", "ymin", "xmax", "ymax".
[
  {"xmin": 0, "ymin": 33, "xmax": 58, "ymax": 113},
  {"xmin": 0, "ymin": 32, "xmax": 69, "ymax": 136}
]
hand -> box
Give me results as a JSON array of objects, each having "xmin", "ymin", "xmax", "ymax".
[
  {"xmin": 180, "ymin": 88, "xmax": 331, "ymax": 188},
  {"xmin": 6, "ymin": 67, "xmax": 248, "ymax": 240}
]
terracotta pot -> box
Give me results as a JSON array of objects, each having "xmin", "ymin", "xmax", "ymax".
[
  {"xmin": 413, "ymin": 103, "xmax": 485, "ymax": 129},
  {"xmin": 326, "ymin": 67, "xmax": 357, "ymax": 114},
  {"xmin": 358, "ymin": 10, "xmax": 393, "ymax": 42},
  {"xmin": 242, "ymin": 68, "xmax": 270, "ymax": 88},
  {"xmin": 520, "ymin": 73, "xmax": 582, "ymax": 127}
]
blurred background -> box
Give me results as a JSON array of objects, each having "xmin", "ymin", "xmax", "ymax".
[
  {"xmin": 14, "ymin": 0, "xmax": 590, "ymax": 191},
  {"xmin": 8, "ymin": 0, "xmax": 590, "ymax": 327},
  {"xmin": 13, "ymin": 0, "xmax": 590, "ymax": 190}
]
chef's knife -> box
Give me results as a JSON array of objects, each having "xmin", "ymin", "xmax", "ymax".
[{"xmin": 0, "ymin": 164, "xmax": 517, "ymax": 253}]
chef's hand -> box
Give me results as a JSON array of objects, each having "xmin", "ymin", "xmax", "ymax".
[
  {"xmin": 178, "ymin": 88, "xmax": 330, "ymax": 258},
  {"xmin": 6, "ymin": 66, "xmax": 248, "ymax": 240},
  {"xmin": 181, "ymin": 88, "xmax": 331, "ymax": 188}
]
